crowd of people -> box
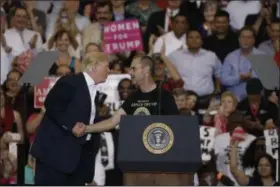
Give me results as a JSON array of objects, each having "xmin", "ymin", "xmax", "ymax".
[{"xmin": 0, "ymin": 0, "xmax": 280, "ymax": 185}]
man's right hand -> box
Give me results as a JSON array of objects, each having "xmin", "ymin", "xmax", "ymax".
[
  {"xmin": 240, "ymin": 71, "xmax": 252, "ymax": 81},
  {"xmin": 72, "ymin": 122, "xmax": 86, "ymax": 137}
]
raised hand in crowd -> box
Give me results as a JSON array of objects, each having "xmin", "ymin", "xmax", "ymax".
[
  {"xmin": 29, "ymin": 34, "xmax": 38, "ymax": 49},
  {"xmin": 72, "ymin": 122, "xmax": 86, "ymax": 137},
  {"xmin": 260, "ymin": 5, "xmax": 272, "ymax": 24},
  {"xmin": 202, "ymin": 99, "xmax": 220, "ymax": 124}
]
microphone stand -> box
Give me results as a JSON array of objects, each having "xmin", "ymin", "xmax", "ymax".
[{"xmin": 158, "ymin": 81, "xmax": 162, "ymax": 115}]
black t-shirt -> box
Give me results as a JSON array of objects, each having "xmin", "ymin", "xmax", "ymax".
[
  {"xmin": 121, "ymin": 86, "xmax": 179, "ymax": 115},
  {"xmin": 203, "ymin": 31, "xmax": 239, "ymax": 62}
]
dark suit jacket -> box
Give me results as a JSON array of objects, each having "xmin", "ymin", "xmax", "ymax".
[{"xmin": 31, "ymin": 73, "xmax": 100, "ymax": 181}]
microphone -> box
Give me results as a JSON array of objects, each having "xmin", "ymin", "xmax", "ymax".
[
  {"xmin": 217, "ymin": 173, "xmax": 235, "ymax": 186},
  {"xmin": 157, "ymin": 81, "xmax": 162, "ymax": 115}
]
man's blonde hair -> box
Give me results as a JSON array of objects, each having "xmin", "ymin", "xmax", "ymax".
[{"xmin": 81, "ymin": 52, "xmax": 109, "ymax": 71}]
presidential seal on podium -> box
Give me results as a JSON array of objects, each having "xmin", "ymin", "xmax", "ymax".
[{"xmin": 142, "ymin": 123, "xmax": 174, "ymax": 154}]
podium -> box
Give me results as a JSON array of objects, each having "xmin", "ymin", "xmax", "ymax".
[{"xmin": 117, "ymin": 116, "xmax": 202, "ymax": 185}]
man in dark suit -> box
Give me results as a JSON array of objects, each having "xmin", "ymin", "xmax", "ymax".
[{"xmin": 31, "ymin": 52, "xmax": 110, "ymax": 185}]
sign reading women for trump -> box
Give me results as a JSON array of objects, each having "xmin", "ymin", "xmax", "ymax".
[{"xmin": 103, "ymin": 19, "xmax": 143, "ymax": 54}]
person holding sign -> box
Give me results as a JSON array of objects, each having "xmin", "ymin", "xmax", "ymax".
[{"xmin": 31, "ymin": 52, "xmax": 110, "ymax": 185}]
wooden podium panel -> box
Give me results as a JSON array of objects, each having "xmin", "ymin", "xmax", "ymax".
[{"xmin": 123, "ymin": 172, "xmax": 194, "ymax": 186}]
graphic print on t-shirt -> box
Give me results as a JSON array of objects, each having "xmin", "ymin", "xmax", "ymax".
[
  {"xmin": 133, "ymin": 106, "xmax": 151, "ymax": 115},
  {"xmin": 122, "ymin": 88, "xmax": 160, "ymax": 115},
  {"xmin": 131, "ymin": 100, "xmax": 158, "ymax": 115},
  {"xmin": 121, "ymin": 86, "xmax": 179, "ymax": 115}
]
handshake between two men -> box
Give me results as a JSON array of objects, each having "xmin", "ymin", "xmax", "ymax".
[
  {"xmin": 70, "ymin": 108, "xmax": 125, "ymax": 137},
  {"xmin": 72, "ymin": 122, "xmax": 88, "ymax": 138}
]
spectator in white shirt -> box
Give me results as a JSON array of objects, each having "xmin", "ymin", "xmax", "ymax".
[
  {"xmin": 214, "ymin": 113, "xmax": 256, "ymax": 185},
  {"xmin": 153, "ymin": 13, "xmax": 188, "ymax": 56},
  {"xmin": 226, "ymin": 0, "xmax": 261, "ymax": 31},
  {"xmin": 4, "ymin": 6, "xmax": 42, "ymax": 57},
  {"xmin": 1, "ymin": 9, "xmax": 12, "ymax": 85}
]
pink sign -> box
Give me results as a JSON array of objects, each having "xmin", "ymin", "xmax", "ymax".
[{"xmin": 103, "ymin": 19, "xmax": 143, "ymax": 54}]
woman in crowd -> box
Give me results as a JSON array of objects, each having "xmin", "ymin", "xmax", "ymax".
[
  {"xmin": 2, "ymin": 70, "xmax": 23, "ymax": 113},
  {"xmin": 230, "ymin": 141, "xmax": 279, "ymax": 186},
  {"xmin": 241, "ymin": 137, "xmax": 267, "ymax": 176},
  {"xmin": 203, "ymin": 91, "xmax": 238, "ymax": 135},
  {"xmin": 0, "ymin": 86, "xmax": 24, "ymax": 141},
  {"xmin": 198, "ymin": 1, "xmax": 218, "ymax": 38},
  {"xmin": 48, "ymin": 29, "xmax": 80, "ymax": 75},
  {"xmin": 47, "ymin": 8, "xmax": 82, "ymax": 59}
]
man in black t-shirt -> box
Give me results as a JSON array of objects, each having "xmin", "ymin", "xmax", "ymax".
[{"xmin": 73, "ymin": 56, "xmax": 179, "ymax": 134}]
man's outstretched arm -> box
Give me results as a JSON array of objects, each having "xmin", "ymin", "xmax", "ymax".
[{"xmin": 85, "ymin": 108, "xmax": 127, "ymax": 133}]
